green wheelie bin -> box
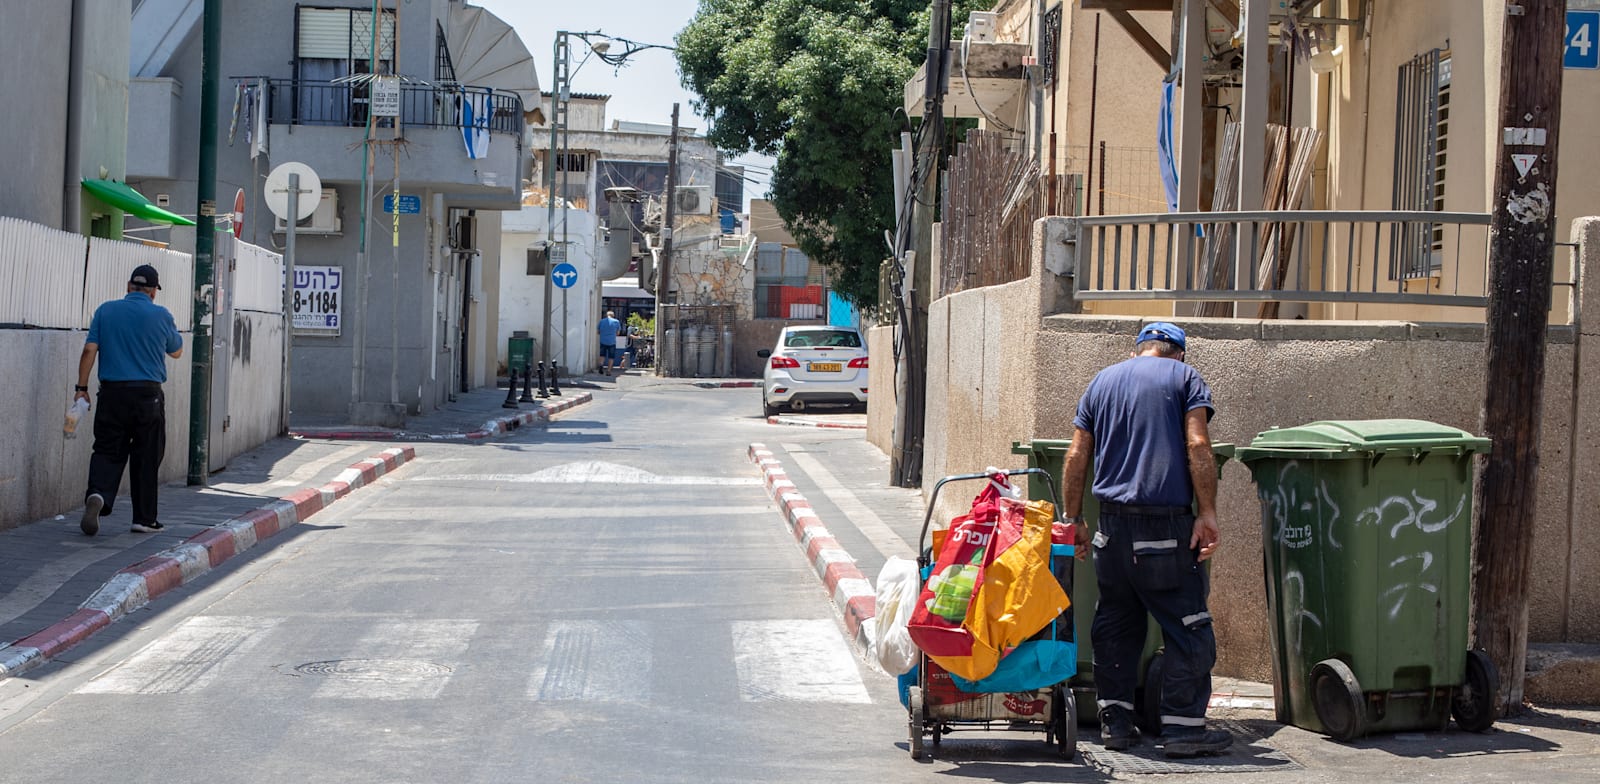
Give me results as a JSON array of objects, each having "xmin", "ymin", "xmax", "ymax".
[
  {"xmin": 1235, "ymin": 420, "xmax": 1495, "ymax": 741},
  {"xmin": 1012, "ymin": 439, "xmax": 1233, "ymax": 732}
]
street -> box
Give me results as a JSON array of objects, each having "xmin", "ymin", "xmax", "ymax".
[{"xmin": 2, "ymin": 381, "xmax": 1600, "ymax": 783}]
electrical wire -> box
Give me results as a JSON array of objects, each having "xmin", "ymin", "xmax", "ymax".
[{"xmin": 960, "ymin": 33, "xmax": 1021, "ymax": 134}]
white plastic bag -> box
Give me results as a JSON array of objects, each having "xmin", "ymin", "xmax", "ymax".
[
  {"xmin": 871, "ymin": 556, "xmax": 922, "ymax": 676},
  {"xmin": 64, "ymin": 398, "xmax": 89, "ymax": 438}
]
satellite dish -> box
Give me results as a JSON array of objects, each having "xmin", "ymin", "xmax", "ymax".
[{"xmin": 264, "ymin": 162, "xmax": 321, "ymax": 222}]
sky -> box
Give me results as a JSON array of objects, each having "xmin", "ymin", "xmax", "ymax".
[{"xmin": 472, "ymin": 0, "xmax": 776, "ymax": 206}]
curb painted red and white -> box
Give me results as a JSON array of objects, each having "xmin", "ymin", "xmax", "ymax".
[
  {"xmin": 765, "ymin": 415, "xmax": 868, "ymax": 430},
  {"xmin": 289, "ymin": 393, "xmax": 593, "ymax": 441},
  {"xmin": 695, "ymin": 381, "xmax": 760, "ymax": 389},
  {"xmin": 0, "ymin": 446, "xmax": 417, "ymax": 681},
  {"xmin": 748, "ymin": 443, "xmax": 876, "ymax": 653}
]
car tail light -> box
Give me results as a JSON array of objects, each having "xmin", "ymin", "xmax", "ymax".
[
  {"xmin": 770, "ymin": 355, "xmax": 800, "ymax": 369},
  {"xmin": 848, "ymin": 357, "xmax": 868, "ymax": 369}
]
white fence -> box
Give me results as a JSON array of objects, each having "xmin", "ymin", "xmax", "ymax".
[
  {"xmin": 232, "ymin": 239, "xmax": 284, "ymax": 314},
  {"xmin": 0, "ymin": 217, "xmax": 195, "ymax": 330}
]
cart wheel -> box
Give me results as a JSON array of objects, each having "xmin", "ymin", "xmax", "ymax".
[
  {"xmin": 1136, "ymin": 650, "xmax": 1166, "ymax": 736},
  {"xmin": 1452, "ymin": 649, "xmax": 1499, "ymax": 733},
  {"xmin": 908, "ymin": 686, "xmax": 926, "ymax": 760},
  {"xmin": 1053, "ymin": 685, "xmax": 1079, "ymax": 760},
  {"xmin": 1311, "ymin": 658, "xmax": 1367, "ymax": 741}
]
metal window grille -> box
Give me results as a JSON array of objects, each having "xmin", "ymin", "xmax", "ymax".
[
  {"xmin": 435, "ymin": 21, "xmax": 457, "ymax": 83},
  {"xmin": 1391, "ymin": 49, "xmax": 1449, "ymax": 279},
  {"xmin": 1041, "ymin": 4, "xmax": 1063, "ymax": 86}
]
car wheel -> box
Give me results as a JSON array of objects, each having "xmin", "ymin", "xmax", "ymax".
[{"xmin": 763, "ymin": 397, "xmax": 780, "ymax": 418}]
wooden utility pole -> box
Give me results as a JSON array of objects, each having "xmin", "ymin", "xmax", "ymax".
[
  {"xmin": 655, "ymin": 103, "xmax": 681, "ymax": 375},
  {"xmin": 1472, "ymin": 1, "xmax": 1566, "ymax": 717}
]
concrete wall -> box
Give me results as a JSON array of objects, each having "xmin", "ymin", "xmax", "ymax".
[
  {"xmin": 0, "ymin": 331, "xmax": 192, "ymax": 532},
  {"xmin": 498, "ymin": 205, "xmax": 602, "ymax": 373},
  {"xmin": 219, "ymin": 310, "xmax": 286, "ymax": 465},
  {"xmin": 0, "ymin": 0, "xmax": 71, "ymax": 228},
  {"xmin": 867, "ymin": 325, "xmax": 896, "ymax": 454}
]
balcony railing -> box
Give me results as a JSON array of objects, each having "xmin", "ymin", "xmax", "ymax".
[
  {"xmin": 262, "ymin": 79, "xmax": 524, "ymax": 136},
  {"xmin": 1073, "ymin": 210, "xmax": 1493, "ymax": 312}
]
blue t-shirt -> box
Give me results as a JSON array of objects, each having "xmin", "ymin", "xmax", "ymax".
[
  {"xmin": 1072, "ymin": 355, "xmax": 1214, "ymax": 507},
  {"xmin": 86, "ymin": 293, "xmax": 183, "ymax": 383},
  {"xmin": 597, "ymin": 317, "xmax": 621, "ymax": 346}
]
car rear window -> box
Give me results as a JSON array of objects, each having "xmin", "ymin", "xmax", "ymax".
[{"xmin": 784, "ymin": 330, "xmax": 862, "ymax": 348}]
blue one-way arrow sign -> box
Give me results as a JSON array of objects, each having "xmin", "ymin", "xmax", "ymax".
[{"xmin": 551, "ymin": 262, "xmax": 579, "ymax": 289}]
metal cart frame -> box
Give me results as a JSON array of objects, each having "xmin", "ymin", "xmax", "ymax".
[{"xmin": 905, "ymin": 468, "xmax": 1078, "ymax": 761}]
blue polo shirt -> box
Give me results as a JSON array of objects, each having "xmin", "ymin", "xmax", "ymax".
[
  {"xmin": 1072, "ymin": 355, "xmax": 1214, "ymax": 507},
  {"xmin": 597, "ymin": 317, "xmax": 621, "ymax": 346},
  {"xmin": 86, "ymin": 293, "xmax": 183, "ymax": 383}
]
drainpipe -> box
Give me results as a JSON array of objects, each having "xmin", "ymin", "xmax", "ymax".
[{"xmin": 62, "ymin": 0, "xmax": 87, "ymax": 233}]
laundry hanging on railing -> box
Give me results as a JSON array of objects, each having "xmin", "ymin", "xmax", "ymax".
[
  {"xmin": 227, "ymin": 79, "xmax": 269, "ymax": 159},
  {"xmin": 458, "ymin": 87, "xmax": 494, "ymax": 159}
]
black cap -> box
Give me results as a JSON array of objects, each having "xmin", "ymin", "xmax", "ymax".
[{"xmin": 129, "ymin": 264, "xmax": 161, "ymax": 290}]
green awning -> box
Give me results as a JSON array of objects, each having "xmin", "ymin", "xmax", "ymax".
[{"xmin": 81, "ymin": 179, "xmax": 196, "ymax": 227}]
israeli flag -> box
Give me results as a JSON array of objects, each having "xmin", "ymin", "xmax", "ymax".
[{"xmin": 461, "ymin": 87, "xmax": 493, "ymax": 160}]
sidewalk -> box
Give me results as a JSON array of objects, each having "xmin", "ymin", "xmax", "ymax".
[
  {"xmin": 747, "ymin": 433, "xmax": 1600, "ymax": 781},
  {"xmin": 0, "ymin": 379, "xmax": 597, "ymax": 681}
]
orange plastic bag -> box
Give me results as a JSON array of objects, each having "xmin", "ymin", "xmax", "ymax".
[{"xmin": 965, "ymin": 498, "xmax": 1071, "ymax": 672}]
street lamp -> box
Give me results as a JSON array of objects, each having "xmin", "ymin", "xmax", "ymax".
[{"xmin": 540, "ymin": 31, "xmax": 672, "ymax": 378}]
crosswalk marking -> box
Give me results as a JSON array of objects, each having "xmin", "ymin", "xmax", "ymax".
[
  {"xmin": 313, "ymin": 619, "xmax": 478, "ymax": 700},
  {"xmin": 78, "ymin": 616, "xmax": 283, "ymax": 695},
  {"xmin": 527, "ymin": 621, "xmax": 651, "ymax": 702},
  {"xmin": 732, "ymin": 619, "xmax": 871, "ymax": 704}
]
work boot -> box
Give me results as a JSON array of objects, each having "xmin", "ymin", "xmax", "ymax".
[
  {"xmin": 1098, "ymin": 705, "xmax": 1141, "ymax": 751},
  {"xmin": 1162, "ymin": 726, "xmax": 1233, "ymax": 758}
]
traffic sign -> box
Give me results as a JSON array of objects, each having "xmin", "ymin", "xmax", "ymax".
[
  {"xmin": 383, "ymin": 193, "xmax": 421, "ymax": 214},
  {"xmin": 551, "ymin": 262, "xmax": 579, "ymax": 289},
  {"xmin": 1567, "ymin": 11, "xmax": 1600, "ymax": 69}
]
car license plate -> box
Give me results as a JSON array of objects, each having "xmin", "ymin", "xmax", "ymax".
[{"xmin": 809, "ymin": 362, "xmax": 842, "ymax": 372}]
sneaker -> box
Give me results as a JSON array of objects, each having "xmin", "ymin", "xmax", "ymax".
[
  {"xmin": 130, "ymin": 520, "xmax": 165, "ymax": 533},
  {"xmin": 1162, "ymin": 727, "xmax": 1233, "ymax": 758},
  {"xmin": 81, "ymin": 493, "xmax": 103, "ymax": 536},
  {"xmin": 1098, "ymin": 705, "xmax": 1141, "ymax": 751}
]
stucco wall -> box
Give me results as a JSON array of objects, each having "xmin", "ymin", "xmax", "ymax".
[
  {"xmin": 867, "ymin": 325, "xmax": 896, "ymax": 454},
  {"xmin": 0, "ymin": 331, "xmax": 192, "ymax": 532}
]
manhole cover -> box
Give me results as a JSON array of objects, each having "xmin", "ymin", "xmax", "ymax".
[
  {"xmin": 294, "ymin": 659, "xmax": 454, "ymax": 681},
  {"xmin": 1078, "ymin": 719, "xmax": 1302, "ymax": 775}
]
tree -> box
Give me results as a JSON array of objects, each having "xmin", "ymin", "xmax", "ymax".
[{"xmin": 677, "ymin": 0, "xmax": 981, "ymax": 306}]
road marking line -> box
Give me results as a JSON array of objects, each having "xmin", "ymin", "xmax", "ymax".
[
  {"xmin": 732, "ymin": 619, "xmax": 870, "ymax": 704},
  {"xmin": 77, "ymin": 616, "xmax": 283, "ymax": 695},
  {"xmin": 415, "ymin": 460, "xmax": 761, "ymax": 486},
  {"xmin": 527, "ymin": 620, "xmax": 651, "ymax": 702},
  {"xmin": 781, "ymin": 448, "xmax": 914, "ymax": 560},
  {"xmin": 315, "ymin": 619, "xmax": 477, "ymax": 700}
]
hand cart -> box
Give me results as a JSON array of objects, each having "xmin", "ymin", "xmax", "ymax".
[{"xmin": 905, "ymin": 468, "xmax": 1079, "ymax": 761}]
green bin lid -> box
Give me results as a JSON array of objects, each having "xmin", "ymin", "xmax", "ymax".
[{"xmin": 1236, "ymin": 419, "xmax": 1490, "ymax": 462}]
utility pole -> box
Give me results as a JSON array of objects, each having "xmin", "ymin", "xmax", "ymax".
[
  {"xmin": 542, "ymin": 33, "xmax": 571, "ymax": 373},
  {"xmin": 656, "ymin": 102, "xmax": 681, "ymax": 376},
  {"xmin": 891, "ymin": 0, "xmax": 950, "ymax": 487},
  {"xmin": 187, "ymin": 0, "xmax": 220, "ymax": 485},
  {"xmin": 1472, "ymin": 1, "xmax": 1567, "ymax": 717}
]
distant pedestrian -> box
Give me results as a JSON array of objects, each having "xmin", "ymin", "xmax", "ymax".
[
  {"xmin": 623, "ymin": 323, "xmax": 640, "ymax": 368},
  {"xmin": 75, "ymin": 264, "xmax": 184, "ymax": 536},
  {"xmin": 1059, "ymin": 322, "xmax": 1231, "ymax": 758},
  {"xmin": 598, "ymin": 310, "xmax": 622, "ymax": 376}
]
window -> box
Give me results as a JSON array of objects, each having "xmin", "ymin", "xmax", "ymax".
[
  {"xmin": 295, "ymin": 7, "xmax": 396, "ymax": 126},
  {"xmin": 783, "ymin": 330, "xmax": 861, "ymax": 349},
  {"xmin": 554, "ymin": 153, "xmax": 588, "ymax": 173},
  {"xmin": 1391, "ymin": 49, "xmax": 1450, "ymax": 279}
]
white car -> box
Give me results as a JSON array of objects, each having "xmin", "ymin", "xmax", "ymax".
[{"xmin": 758, "ymin": 326, "xmax": 869, "ymax": 416}]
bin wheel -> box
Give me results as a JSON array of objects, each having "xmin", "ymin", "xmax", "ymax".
[
  {"xmin": 908, "ymin": 686, "xmax": 926, "ymax": 760},
  {"xmin": 1052, "ymin": 684, "xmax": 1079, "ymax": 760},
  {"xmin": 1310, "ymin": 658, "xmax": 1367, "ymax": 741},
  {"xmin": 1136, "ymin": 650, "xmax": 1166, "ymax": 736},
  {"xmin": 1452, "ymin": 649, "xmax": 1499, "ymax": 733}
]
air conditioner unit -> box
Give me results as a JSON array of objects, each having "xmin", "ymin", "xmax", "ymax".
[
  {"xmin": 675, "ymin": 186, "xmax": 713, "ymax": 216},
  {"xmin": 274, "ymin": 188, "xmax": 341, "ymax": 235}
]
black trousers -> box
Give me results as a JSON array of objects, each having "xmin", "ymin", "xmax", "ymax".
[
  {"xmin": 1091, "ymin": 508, "xmax": 1216, "ymax": 733},
  {"xmin": 86, "ymin": 382, "xmax": 167, "ymax": 525}
]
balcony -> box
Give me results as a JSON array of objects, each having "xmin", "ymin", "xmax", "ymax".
[
  {"xmin": 1067, "ymin": 210, "xmax": 1512, "ymax": 322},
  {"xmin": 262, "ymin": 79, "xmax": 526, "ymax": 208}
]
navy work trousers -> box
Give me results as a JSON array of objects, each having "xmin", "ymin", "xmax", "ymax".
[
  {"xmin": 85, "ymin": 382, "xmax": 167, "ymax": 526},
  {"xmin": 1090, "ymin": 507, "xmax": 1215, "ymax": 732}
]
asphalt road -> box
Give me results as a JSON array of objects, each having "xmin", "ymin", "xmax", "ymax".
[{"xmin": 5, "ymin": 381, "xmax": 1600, "ymax": 784}]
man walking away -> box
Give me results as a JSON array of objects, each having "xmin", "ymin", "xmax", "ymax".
[
  {"xmin": 75, "ymin": 264, "xmax": 184, "ymax": 536},
  {"xmin": 597, "ymin": 310, "xmax": 622, "ymax": 376},
  {"xmin": 1060, "ymin": 322, "xmax": 1231, "ymax": 758}
]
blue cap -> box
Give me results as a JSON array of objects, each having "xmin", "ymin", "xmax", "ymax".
[{"xmin": 1137, "ymin": 322, "xmax": 1186, "ymax": 351}]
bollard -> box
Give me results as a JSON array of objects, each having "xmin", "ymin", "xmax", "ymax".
[
  {"xmin": 519, "ymin": 359, "xmax": 535, "ymax": 403},
  {"xmin": 550, "ymin": 362, "xmax": 562, "ymax": 396},
  {"xmin": 502, "ymin": 367, "xmax": 520, "ymax": 408},
  {"xmin": 536, "ymin": 361, "xmax": 550, "ymax": 399}
]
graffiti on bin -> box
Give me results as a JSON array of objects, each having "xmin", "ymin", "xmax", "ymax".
[
  {"xmin": 1381, "ymin": 552, "xmax": 1440, "ymax": 622},
  {"xmin": 1353, "ymin": 492, "xmax": 1467, "ymax": 539},
  {"xmin": 1263, "ymin": 462, "xmax": 1344, "ymax": 551},
  {"xmin": 1280, "ymin": 568, "xmax": 1324, "ymax": 657}
]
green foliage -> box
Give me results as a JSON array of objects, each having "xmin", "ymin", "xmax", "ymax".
[
  {"xmin": 677, "ymin": 0, "xmax": 987, "ymax": 306},
  {"xmin": 626, "ymin": 313, "xmax": 655, "ymax": 337}
]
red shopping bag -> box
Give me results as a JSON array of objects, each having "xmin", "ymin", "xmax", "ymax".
[{"xmin": 908, "ymin": 476, "xmax": 1011, "ymax": 681}]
